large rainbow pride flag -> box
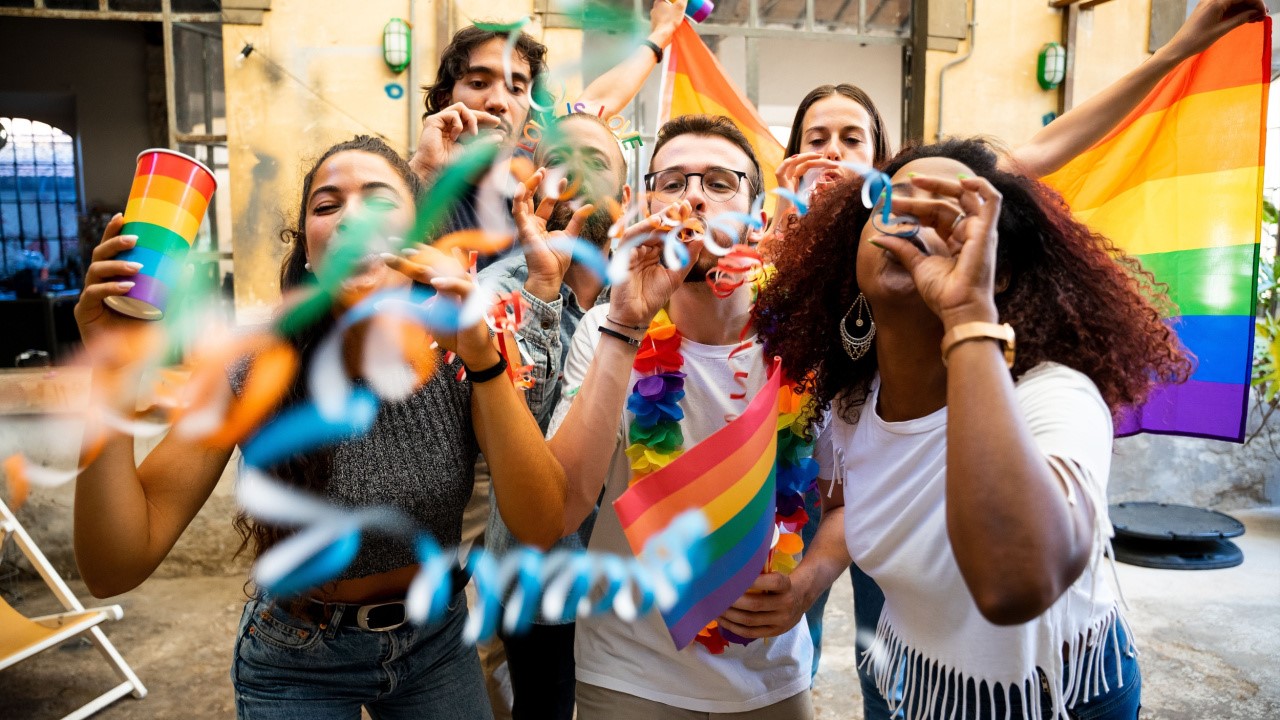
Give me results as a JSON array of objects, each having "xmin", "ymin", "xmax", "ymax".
[
  {"xmin": 614, "ymin": 361, "xmax": 782, "ymax": 650},
  {"xmin": 658, "ymin": 20, "xmax": 785, "ymax": 203},
  {"xmin": 1044, "ymin": 20, "xmax": 1271, "ymax": 442}
]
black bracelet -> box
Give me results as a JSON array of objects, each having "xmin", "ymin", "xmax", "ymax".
[
  {"xmin": 464, "ymin": 355, "xmax": 509, "ymax": 383},
  {"xmin": 598, "ymin": 325, "xmax": 641, "ymax": 348},
  {"xmin": 606, "ymin": 315, "xmax": 649, "ymax": 332},
  {"xmin": 642, "ymin": 39, "xmax": 663, "ymax": 64}
]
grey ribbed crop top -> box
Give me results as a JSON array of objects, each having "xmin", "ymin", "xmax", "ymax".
[{"xmin": 230, "ymin": 352, "xmax": 478, "ymax": 579}]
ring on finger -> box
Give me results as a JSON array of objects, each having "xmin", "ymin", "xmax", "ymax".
[{"xmin": 950, "ymin": 212, "xmax": 967, "ymax": 231}]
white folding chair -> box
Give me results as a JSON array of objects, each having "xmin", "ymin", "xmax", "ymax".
[{"xmin": 0, "ymin": 497, "xmax": 147, "ymax": 719}]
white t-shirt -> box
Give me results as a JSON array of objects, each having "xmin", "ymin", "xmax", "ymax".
[
  {"xmin": 549, "ymin": 304, "xmax": 813, "ymax": 713},
  {"xmin": 816, "ymin": 363, "xmax": 1128, "ymax": 720}
]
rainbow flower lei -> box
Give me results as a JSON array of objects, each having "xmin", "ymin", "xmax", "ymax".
[{"xmin": 624, "ymin": 309, "xmax": 819, "ymax": 654}]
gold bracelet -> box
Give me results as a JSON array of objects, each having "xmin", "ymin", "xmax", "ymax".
[{"xmin": 940, "ymin": 321, "xmax": 1016, "ymax": 369}]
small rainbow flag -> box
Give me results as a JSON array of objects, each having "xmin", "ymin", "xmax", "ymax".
[
  {"xmin": 614, "ymin": 360, "xmax": 782, "ymax": 650},
  {"xmin": 658, "ymin": 20, "xmax": 785, "ymax": 202},
  {"xmin": 1043, "ymin": 20, "xmax": 1271, "ymax": 442}
]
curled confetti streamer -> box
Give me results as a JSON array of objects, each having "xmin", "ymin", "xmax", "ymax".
[
  {"xmin": 771, "ymin": 188, "xmax": 809, "ymax": 216},
  {"xmin": 547, "ymin": 236, "xmax": 611, "ymax": 285},
  {"xmin": 254, "ymin": 521, "xmax": 363, "ymax": 597},
  {"xmin": 240, "ymin": 389, "xmax": 380, "ymax": 470},
  {"xmin": 408, "ymin": 141, "xmax": 503, "ymax": 245},
  {"xmin": 705, "ymin": 245, "xmax": 764, "ymax": 299},
  {"xmin": 240, "ymin": 468, "xmax": 709, "ymax": 642},
  {"xmin": 432, "ymin": 229, "xmax": 514, "ymax": 256},
  {"xmin": 204, "ymin": 342, "xmax": 296, "ymax": 446},
  {"xmin": 3, "ymin": 455, "xmax": 31, "ymax": 509},
  {"xmin": 661, "ymin": 225, "xmax": 692, "ymax": 271},
  {"xmin": 499, "ymin": 18, "xmax": 533, "ymax": 94}
]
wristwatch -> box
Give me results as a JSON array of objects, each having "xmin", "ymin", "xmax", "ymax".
[{"xmin": 940, "ymin": 322, "xmax": 1016, "ymax": 369}]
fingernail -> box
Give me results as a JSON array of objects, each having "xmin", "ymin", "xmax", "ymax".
[
  {"xmin": 868, "ymin": 240, "xmax": 886, "ymax": 250},
  {"xmin": 124, "ymin": 262, "xmax": 143, "ymax": 271},
  {"xmin": 379, "ymin": 252, "xmax": 398, "ymax": 262},
  {"xmin": 119, "ymin": 235, "xmax": 138, "ymax": 245},
  {"xmin": 907, "ymin": 172, "xmax": 917, "ymax": 178},
  {"xmin": 117, "ymin": 281, "xmax": 136, "ymax": 289},
  {"xmin": 957, "ymin": 173, "xmax": 971, "ymax": 180},
  {"xmin": 400, "ymin": 247, "xmax": 418, "ymax": 256}
]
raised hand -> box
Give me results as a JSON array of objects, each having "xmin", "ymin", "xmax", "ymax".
[
  {"xmin": 409, "ymin": 102, "xmax": 505, "ymax": 181},
  {"xmin": 609, "ymin": 201, "xmax": 697, "ymax": 328},
  {"xmin": 871, "ymin": 174, "xmax": 1004, "ymax": 328},
  {"xmin": 382, "ymin": 245, "xmax": 496, "ymax": 367},
  {"xmin": 1164, "ymin": 0, "xmax": 1267, "ymax": 61},
  {"xmin": 649, "ymin": 0, "xmax": 690, "ymax": 47},
  {"xmin": 513, "ymin": 168, "xmax": 596, "ymax": 301},
  {"xmin": 73, "ymin": 214, "xmax": 150, "ymax": 360},
  {"xmin": 767, "ymin": 152, "xmax": 842, "ymax": 236}
]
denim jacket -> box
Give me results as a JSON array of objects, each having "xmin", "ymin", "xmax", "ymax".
[{"xmin": 476, "ymin": 253, "xmax": 607, "ymax": 618}]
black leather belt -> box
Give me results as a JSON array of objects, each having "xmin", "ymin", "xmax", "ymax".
[{"xmin": 285, "ymin": 564, "xmax": 471, "ymax": 632}]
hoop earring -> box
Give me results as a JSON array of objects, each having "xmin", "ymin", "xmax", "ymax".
[{"xmin": 840, "ymin": 293, "xmax": 875, "ymax": 361}]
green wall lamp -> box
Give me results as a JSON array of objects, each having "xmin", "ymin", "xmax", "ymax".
[
  {"xmin": 383, "ymin": 18, "xmax": 412, "ymax": 74},
  {"xmin": 1037, "ymin": 42, "xmax": 1066, "ymax": 90}
]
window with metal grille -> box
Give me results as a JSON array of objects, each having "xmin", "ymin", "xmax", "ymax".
[{"xmin": 0, "ymin": 118, "xmax": 81, "ymax": 291}]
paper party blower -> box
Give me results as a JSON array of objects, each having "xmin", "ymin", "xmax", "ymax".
[{"xmin": 685, "ymin": 0, "xmax": 714, "ymax": 23}]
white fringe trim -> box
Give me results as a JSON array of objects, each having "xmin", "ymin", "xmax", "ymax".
[{"xmin": 859, "ymin": 606, "xmax": 1135, "ymax": 720}]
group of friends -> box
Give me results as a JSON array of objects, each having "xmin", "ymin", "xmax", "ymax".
[{"xmin": 68, "ymin": 1, "xmax": 1268, "ymax": 719}]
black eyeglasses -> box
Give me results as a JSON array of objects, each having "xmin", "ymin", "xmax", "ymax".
[{"xmin": 644, "ymin": 167, "xmax": 749, "ymax": 203}]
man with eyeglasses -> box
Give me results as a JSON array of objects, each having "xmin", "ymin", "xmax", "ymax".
[{"xmin": 544, "ymin": 115, "xmax": 815, "ymax": 719}]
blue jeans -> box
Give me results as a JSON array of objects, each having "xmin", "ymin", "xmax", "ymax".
[
  {"xmin": 800, "ymin": 488, "xmax": 895, "ymax": 718},
  {"xmin": 231, "ymin": 593, "xmax": 492, "ymax": 720},
  {"xmin": 869, "ymin": 610, "xmax": 1141, "ymax": 720}
]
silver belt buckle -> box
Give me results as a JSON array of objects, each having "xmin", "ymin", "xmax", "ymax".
[{"xmin": 355, "ymin": 601, "xmax": 407, "ymax": 632}]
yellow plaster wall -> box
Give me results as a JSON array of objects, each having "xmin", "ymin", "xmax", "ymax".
[
  {"xmin": 924, "ymin": 0, "xmax": 1062, "ymax": 148},
  {"xmin": 222, "ymin": 0, "xmax": 550, "ymax": 319},
  {"xmin": 222, "ymin": 0, "xmax": 428, "ymax": 318},
  {"xmin": 1068, "ymin": 0, "xmax": 1153, "ymax": 104},
  {"xmin": 925, "ymin": 0, "xmax": 1155, "ymax": 152}
]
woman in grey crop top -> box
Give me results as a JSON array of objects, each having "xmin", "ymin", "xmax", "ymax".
[{"xmin": 72, "ymin": 135, "xmax": 567, "ymax": 719}]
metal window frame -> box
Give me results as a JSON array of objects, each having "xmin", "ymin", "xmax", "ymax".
[
  {"xmin": 0, "ymin": 1, "xmax": 231, "ymax": 281},
  {"xmin": 0, "ymin": 118, "xmax": 82, "ymax": 280},
  {"xmin": 0, "ymin": 0, "xmax": 221, "ymax": 23},
  {"xmin": 536, "ymin": 0, "xmax": 920, "ymax": 160}
]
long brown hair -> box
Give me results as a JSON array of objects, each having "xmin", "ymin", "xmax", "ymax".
[
  {"xmin": 784, "ymin": 84, "xmax": 891, "ymax": 167},
  {"xmin": 756, "ymin": 138, "xmax": 1192, "ymax": 427},
  {"xmin": 234, "ymin": 136, "xmax": 421, "ymax": 562}
]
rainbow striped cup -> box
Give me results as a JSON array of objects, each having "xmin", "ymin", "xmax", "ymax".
[{"xmin": 104, "ymin": 149, "xmax": 217, "ymax": 320}]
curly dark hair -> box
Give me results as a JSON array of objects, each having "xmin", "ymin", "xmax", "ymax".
[
  {"xmin": 755, "ymin": 137, "xmax": 1192, "ymax": 427},
  {"xmin": 423, "ymin": 25, "xmax": 550, "ymax": 120},
  {"xmin": 234, "ymin": 136, "xmax": 421, "ymax": 564}
]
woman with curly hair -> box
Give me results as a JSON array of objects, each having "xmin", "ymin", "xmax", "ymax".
[{"xmin": 748, "ymin": 138, "xmax": 1190, "ymax": 719}]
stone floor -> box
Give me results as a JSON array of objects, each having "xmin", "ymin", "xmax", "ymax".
[{"xmin": 2, "ymin": 509, "xmax": 1277, "ymax": 719}]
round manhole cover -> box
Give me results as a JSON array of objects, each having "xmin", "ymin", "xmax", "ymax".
[
  {"xmin": 1109, "ymin": 502, "xmax": 1245, "ymax": 542},
  {"xmin": 1111, "ymin": 536, "xmax": 1243, "ymax": 570}
]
